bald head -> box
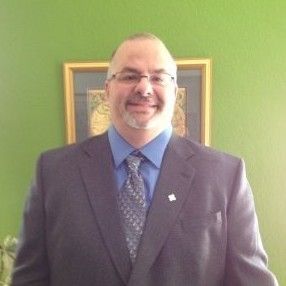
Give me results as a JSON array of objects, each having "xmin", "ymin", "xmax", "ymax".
[{"xmin": 107, "ymin": 33, "xmax": 177, "ymax": 80}]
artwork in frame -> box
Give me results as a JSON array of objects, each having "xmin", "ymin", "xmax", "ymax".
[{"xmin": 63, "ymin": 59, "xmax": 211, "ymax": 145}]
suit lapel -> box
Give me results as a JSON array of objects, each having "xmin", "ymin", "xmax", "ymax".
[
  {"xmin": 129, "ymin": 135, "xmax": 195, "ymax": 283},
  {"xmin": 78, "ymin": 134, "xmax": 132, "ymax": 284}
]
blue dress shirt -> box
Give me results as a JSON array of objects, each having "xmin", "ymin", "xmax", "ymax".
[{"xmin": 108, "ymin": 125, "xmax": 172, "ymax": 206}]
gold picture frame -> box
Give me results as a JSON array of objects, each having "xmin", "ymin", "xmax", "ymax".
[{"xmin": 63, "ymin": 59, "xmax": 211, "ymax": 145}]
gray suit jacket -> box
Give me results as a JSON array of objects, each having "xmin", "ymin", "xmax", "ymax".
[{"xmin": 12, "ymin": 133, "xmax": 278, "ymax": 286}]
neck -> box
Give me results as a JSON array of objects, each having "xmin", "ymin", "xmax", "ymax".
[{"xmin": 114, "ymin": 124, "xmax": 165, "ymax": 149}]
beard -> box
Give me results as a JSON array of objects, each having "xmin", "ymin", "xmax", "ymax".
[
  {"xmin": 121, "ymin": 93, "xmax": 174, "ymax": 130},
  {"xmin": 122, "ymin": 111, "xmax": 159, "ymax": 129}
]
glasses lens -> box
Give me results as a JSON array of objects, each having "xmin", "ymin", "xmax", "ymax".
[
  {"xmin": 150, "ymin": 74, "xmax": 173, "ymax": 86},
  {"xmin": 113, "ymin": 72, "xmax": 174, "ymax": 86},
  {"xmin": 116, "ymin": 72, "xmax": 139, "ymax": 83}
]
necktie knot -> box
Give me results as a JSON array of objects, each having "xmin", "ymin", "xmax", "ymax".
[{"xmin": 125, "ymin": 153, "xmax": 144, "ymax": 173}]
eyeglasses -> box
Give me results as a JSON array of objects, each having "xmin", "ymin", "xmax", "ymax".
[{"xmin": 110, "ymin": 71, "xmax": 175, "ymax": 87}]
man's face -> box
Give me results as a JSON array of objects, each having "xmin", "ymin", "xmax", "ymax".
[{"xmin": 105, "ymin": 39, "xmax": 177, "ymax": 135}]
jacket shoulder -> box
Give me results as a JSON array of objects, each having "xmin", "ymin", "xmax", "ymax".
[
  {"xmin": 39, "ymin": 133, "xmax": 108, "ymax": 165},
  {"xmin": 171, "ymin": 135, "xmax": 243, "ymax": 168}
]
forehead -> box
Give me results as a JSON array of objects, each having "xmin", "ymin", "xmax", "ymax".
[{"xmin": 111, "ymin": 39, "xmax": 176, "ymax": 73}]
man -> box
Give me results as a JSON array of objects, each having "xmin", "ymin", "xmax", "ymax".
[{"xmin": 12, "ymin": 33, "xmax": 278, "ymax": 285}]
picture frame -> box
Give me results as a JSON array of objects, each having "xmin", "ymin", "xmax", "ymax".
[{"xmin": 63, "ymin": 58, "xmax": 211, "ymax": 145}]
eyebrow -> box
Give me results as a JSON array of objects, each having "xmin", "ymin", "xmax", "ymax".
[{"xmin": 119, "ymin": 66, "xmax": 169, "ymax": 74}]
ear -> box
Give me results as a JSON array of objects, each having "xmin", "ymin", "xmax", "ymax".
[
  {"xmin": 174, "ymin": 83, "xmax": 178, "ymax": 98},
  {"xmin": 104, "ymin": 80, "xmax": 110, "ymax": 98}
]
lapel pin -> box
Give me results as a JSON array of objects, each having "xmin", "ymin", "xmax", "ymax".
[{"xmin": 168, "ymin": 193, "xmax": 176, "ymax": 202}]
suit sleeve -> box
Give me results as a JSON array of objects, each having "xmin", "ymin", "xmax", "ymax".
[
  {"xmin": 224, "ymin": 159, "xmax": 279, "ymax": 286},
  {"xmin": 11, "ymin": 155, "xmax": 50, "ymax": 286}
]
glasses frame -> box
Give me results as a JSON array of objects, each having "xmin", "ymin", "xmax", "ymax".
[
  {"xmin": 63, "ymin": 58, "xmax": 211, "ymax": 145},
  {"xmin": 110, "ymin": 71, "xmax": 175, "ymax": 86}
]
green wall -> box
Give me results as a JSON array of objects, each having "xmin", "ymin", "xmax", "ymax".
[{"xmin": 1, "ymin": 1, "xmax": 285, "ymax": 283}]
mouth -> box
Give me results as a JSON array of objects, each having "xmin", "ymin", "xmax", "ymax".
[{"xmin": 126, "ymin": 100, "xmax": 158, "ymax": 112}]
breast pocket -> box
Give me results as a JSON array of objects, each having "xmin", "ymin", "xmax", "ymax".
[
  {"xmin": 179, "ymin": 210, "xmax": 225, "ymax": 257},
  {"xmin": 185, "ymin": 211, "xmax": 223, "ymax": 228},
  {"xmin": 166, "ymin": 210, "xmax": 226, "ymax": 277}
]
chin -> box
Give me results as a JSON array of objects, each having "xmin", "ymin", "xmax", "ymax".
[
  {"xmin": 123, "ymin": 115, "xmax": 150, "ymax": 129},
  {"xmin": 125, "ymin": 116, "xmax": 167, "ymax": 131},
  {"xmin": 126, "ymin": 120, "xmax": 153, "ymax": 130},
  {"xmin": 122, "ymin": 109, "xmax": 172, "ymax": 130}
]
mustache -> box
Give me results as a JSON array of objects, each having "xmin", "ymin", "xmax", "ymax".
[{"xmin": 127, "ymin": 93, "xmax": 155, "ymax": 103}]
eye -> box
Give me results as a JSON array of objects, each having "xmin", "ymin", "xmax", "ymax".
[
  {"xmin": 150, "ymin": 74, "xmax": 164, "ymax": 83},
  {"xmin": 121, "ymin": 73, "xmax": 139, "ymax": 81}
]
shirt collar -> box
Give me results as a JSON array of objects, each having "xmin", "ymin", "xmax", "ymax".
[{"xmin": 108, "ymin": 125, "xmax": 172, "ymax": 169}]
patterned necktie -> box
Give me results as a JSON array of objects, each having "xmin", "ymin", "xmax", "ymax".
[{"xmin": 118, "ymin": 153, "xmax": 147, "ymax": 263}]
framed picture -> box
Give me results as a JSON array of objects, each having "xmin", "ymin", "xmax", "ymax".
[{"xmin": 63, "ymin": 58, "xmax": 211, "ymax": 145}]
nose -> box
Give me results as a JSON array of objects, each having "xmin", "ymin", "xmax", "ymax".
[{"xmin": 134, "ymin": 76, "xmax": 153, "ymax": 97}]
